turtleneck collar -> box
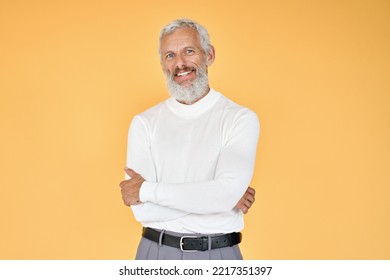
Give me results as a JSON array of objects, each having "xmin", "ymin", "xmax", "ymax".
[{"xmin": 166, "ymin": 88, "xmax": 221, "ymax": 118}]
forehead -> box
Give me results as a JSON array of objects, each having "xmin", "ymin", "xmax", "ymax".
[{"xmin": 160, "ymin": 27, "xmax": 202, "ymax": 51}]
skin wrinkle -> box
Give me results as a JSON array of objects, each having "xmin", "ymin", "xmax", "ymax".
[{"xmin": 160, "ymin": 27, "xmax": 215, "ymax": 105}]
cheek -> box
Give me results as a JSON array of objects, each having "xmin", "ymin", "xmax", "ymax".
[
  {"xmin": 162, "ymin": 62, "xmax": 174, "ymax": 74},
  {"xmin": 161, "ymin": 65, "xmax": 171, "ymax": 76},
  {"xmin": 190, "ymin": 57, "xmax": 205, "ymax": 68}
]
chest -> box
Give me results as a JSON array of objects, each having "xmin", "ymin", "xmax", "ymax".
[{"xmin": 149, "ymin": 111, "xmax": 231, "ymax": 180}]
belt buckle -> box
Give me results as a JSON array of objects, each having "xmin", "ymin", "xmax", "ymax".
[{"xmin": 180, "ymin": 235, "xmax": 199, "ymax": 252}]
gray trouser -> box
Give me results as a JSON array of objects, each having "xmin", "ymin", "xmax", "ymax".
[{"xmin": 135, "ymin": 228, "xmax": 243, "ymax": 260}]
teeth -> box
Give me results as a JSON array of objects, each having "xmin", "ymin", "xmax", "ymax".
[{"xmin": 177, "ymin": 71, "xmax": 191, "ymax": 76}]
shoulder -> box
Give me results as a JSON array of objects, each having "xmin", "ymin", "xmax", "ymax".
[
  {"xmin": 137, "ymin": 99, "xmax": 169, "ymax": 119},
  {"xmin": 130, "ymin": 98, "xmax": 170, "ymax": 127},
  {"xmin": 215, "ymin": 91, "xmax": 259, "ymax": 126},
  {"xmin": 213, "ymin": 91, "xmax": 260, "ymax": 145}
]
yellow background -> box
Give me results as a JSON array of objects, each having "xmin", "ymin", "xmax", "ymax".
[{"xmin": 1, "ymin": 0, "xmax": 389, "ymax": 259}]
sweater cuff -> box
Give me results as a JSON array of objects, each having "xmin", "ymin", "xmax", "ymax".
[{"xmin": 140, "ymin": 181, "xmax": 157, "ymax": 203}]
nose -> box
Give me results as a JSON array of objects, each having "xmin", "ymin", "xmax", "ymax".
[{"xmin": 174, "ymin": 53, "xmax": 186, "ymax": 69}]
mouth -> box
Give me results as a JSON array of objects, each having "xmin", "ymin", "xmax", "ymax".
[
  {"xmin": 172, "ymin": 69, "xmax": 196, "ymax": 85},
  {"xmin": 175, "ymin": 70, "xmax": 194, "ymax": 77}
]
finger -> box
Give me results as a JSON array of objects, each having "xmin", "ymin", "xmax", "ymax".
[
  {"xmin": 119, "ymin": 178, "xmax": 132, "ymax": 189},
  {"xmin": 124, "ymin": 167, "xmax": 139, "ymax": 178},
  {"xmin": 244, "ymin": 200, "xmax": 252, "ymax": 208},
  {"xmin": 246, "ymin": 195, "xmax": 255, "ymax": 203},
  {"xmin": 241, "ymin": 206, "xmax": 248, "ymax": 214},
  {"xmin": 123, "ymin": 198, "xmax": 130, "ymax": 207},
  {"xmin": 247, "ymin": 187, "xmax": 255, "ymax": 195},
  {"xmin": 119, "ymin": 180, "xmax": 128, "ymax": 188}
]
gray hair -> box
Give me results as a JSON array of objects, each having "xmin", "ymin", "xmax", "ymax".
[{"xmin": 158, "ymin": 18, "xmax": 211, "ymax": 57}]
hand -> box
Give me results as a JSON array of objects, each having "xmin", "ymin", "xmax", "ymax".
[
  {"xmin": 119, "ymin": 168, "xmax": 145, "ymax": 206},
  {"xmin": 234, "ymin": 186, "xmax": 256, "ymax": 214}
]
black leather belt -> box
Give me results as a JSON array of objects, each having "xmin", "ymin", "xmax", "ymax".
[{"xmin": 142, "ymin": 227, "xmax": 242, "ymax": 252}]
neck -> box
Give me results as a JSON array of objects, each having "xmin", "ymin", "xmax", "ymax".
[{"xmin": 178, "ymin": 86, "xmax": 210, "ymax": 105}]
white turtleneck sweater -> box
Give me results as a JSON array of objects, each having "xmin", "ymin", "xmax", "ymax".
[{"xmin": 126, "ymin": 88, "xmax": 260, "ymax": 234}]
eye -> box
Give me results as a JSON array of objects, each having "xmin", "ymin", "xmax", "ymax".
[
  {"xmin": 165, "ymin": 53, "xmax": 174, "ymax": 59},
  {"xmin": 185, "ymin": 49, "xmax": 195, "ymax": 55}
]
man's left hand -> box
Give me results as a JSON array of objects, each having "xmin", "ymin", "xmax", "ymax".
[
  {"xmin": 234, "ymin": 186, "xmax": 256, "ymax": 214},
  {"xmin": 119, "ymin": 168, "xmax": 145, "ymax": 206}
]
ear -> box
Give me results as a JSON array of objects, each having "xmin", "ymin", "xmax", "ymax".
[{"xmin": 206, "ymin": 45, "xmax": 215, "ymax": 66}]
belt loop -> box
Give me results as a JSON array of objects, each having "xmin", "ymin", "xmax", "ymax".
[
  {"xmin": 208, "ymin": 235, "xmax": 212, "ymax": 251},
  {"xmin": 158, "ymin": 229, "xmax": 165, "ymax": 246}
]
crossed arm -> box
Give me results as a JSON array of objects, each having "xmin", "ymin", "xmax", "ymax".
[
  {"xmin": 119, "ymin": 168, "xmax": 256, "ymax": 214},
  {"xmin": 119, "ymin": 108, "xmax": 260, "ymax": 216}
]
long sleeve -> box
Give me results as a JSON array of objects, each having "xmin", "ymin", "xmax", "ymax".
[
  {"xmin": 127, "ymin": 116, "xmax": 189, "ymax": 222},
  {"xmin": 139, "ymin": 109, "xmax": 260, "ymax": 214}
]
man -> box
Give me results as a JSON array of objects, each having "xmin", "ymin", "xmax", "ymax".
[{"xmin": 119, "ymin": 19, "xmax": 260, "ymax": 260}]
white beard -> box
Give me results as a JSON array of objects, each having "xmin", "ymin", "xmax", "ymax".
[{"xmin": 165, "ymin": 64, "xmax": 209, "ymax": 104}]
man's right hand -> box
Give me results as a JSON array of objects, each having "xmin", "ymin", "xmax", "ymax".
[
  {"xmin": 119, "ymin": 168, "xmax": 145, "ymax": 206},
  {"xmin": 234, "ymin": 186, "xmax": 256, "ymax": 214}
]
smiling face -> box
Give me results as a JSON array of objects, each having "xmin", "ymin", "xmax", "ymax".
[{"xmin": 160, "ymin": 27, "xmax": 215, "ymax": 104}]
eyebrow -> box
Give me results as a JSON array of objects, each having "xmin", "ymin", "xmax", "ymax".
[{"xmin": 163, "ymin": 45, "xmax": 197, "ymax": 53}]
